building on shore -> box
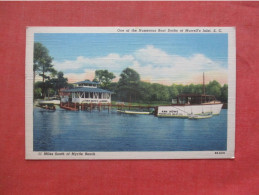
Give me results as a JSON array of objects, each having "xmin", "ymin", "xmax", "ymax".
[{"xmin": 60, "ymin": 80, "xmax": 113, "ymax": 104}]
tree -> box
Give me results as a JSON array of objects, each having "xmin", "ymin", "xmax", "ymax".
[
  {"xmin": 94, "ymin": 70, "xmax": 115, "ymax": 89},
  {"xmin": 49, "ymin": 71, "xmax": 68, "ymax": 95},
  {"xmin": 206, "ymin": 80, "xmax": 222, "ymax": 99},
  {"xmin": 138, "ymin": 82, "xmax": 152, "ymax": 102},
  {"xmin": 188, "ymin": 84, "xmax": 195, "ymax": 94},
  {"xmin": 176, "ymin": 84, "xmax": 184, "ymax": 94},
  {"xmin": 182, "ymin": 85, "xmax": 190, "ymax": 94},
  {"xmin": 194, "ymin": 84, "xmax": 203, "ymax": 94},
  {"xmin": 44, "ymin": 80, "xmax": 55, "ymax": 98},
  {"xmin": 220, "ymin": 84, "xmax": 228, "ymax": 103},
  {"xmin": 149, "ymin": 83, "xmax": 170, "ymax": 101},
  {"xmin": 34, "ymin": 42, "xmax": 56, "ymax": 97},
  {"xmin": 169, "ymin": 84, "xmax": 179, "ymax": 99},
  {"xmin": 34, "ymin": 42, "xmax": 55, "ymax": 82},
  {"xmin": 117, "ymin": 68, "xmax": 140, "ymax": 102},
  {"xmin": 34, "ymin": 81, "xmax": 44, "ymax": 98}
]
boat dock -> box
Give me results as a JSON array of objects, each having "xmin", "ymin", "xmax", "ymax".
[{"xmin": 60, "ymin": 102, "xmax": 156, "ymax": 112}]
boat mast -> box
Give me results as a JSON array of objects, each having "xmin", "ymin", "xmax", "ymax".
[{"xmin": 203, "ymin": 72, "xmax": 206, "ymax": 95}]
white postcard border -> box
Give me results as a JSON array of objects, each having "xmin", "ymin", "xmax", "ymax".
[{"xmin": 25, "ymin": 27, "xmax": 236, "ymax": 159}]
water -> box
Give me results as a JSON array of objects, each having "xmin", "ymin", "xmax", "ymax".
[{"xmin": 33, "ymin": 107, "xmax": 227, "ymax": 151}]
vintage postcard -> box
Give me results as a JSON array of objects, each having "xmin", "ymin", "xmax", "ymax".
[{"xmin": 25, "ymin": 27, "xmax": 236, "ymax": 159}]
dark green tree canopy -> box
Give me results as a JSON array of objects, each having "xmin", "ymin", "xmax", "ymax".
[
  {"xmin": 50, "ymin": 71, "xmax": 68, "ymax": 92},
  {"xmin": 220, "ymin": 84, "xmax": 228, "ymax": 102},
  {"xmin": 94, "ymin": 70, "xmax": 115, "ymax": 89},
  {"xmin": 117, "ymin": 68, "xmax": 141, "ymax": 102},
  {"xmin": 34, "ymin": 42, "xmax": 55, "ymax": 82},
  {"xmin": 118, "ymin": 68, "xmax": 140, "ymax": 86},
  {"xmin": 169, "ymin": 84, "xmax": 179, "ymax": 99},
  {"xmin": 33, "ymin": 42, "xmax": 69, "ymax": 99},
  {"xmin": 206, "ymin": 80, "xmax": 222, "ymax": 99}
]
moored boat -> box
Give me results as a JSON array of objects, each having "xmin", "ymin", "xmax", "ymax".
[
  {"xmin": 36, "ymin": 103, "xmax": 56, "ymax": 111},
  {"xmin": 38, "ymin": 99, "xmax": 60, "ymax": 105},
  {"xmin": 155, "ymin": 73, "xmax": 223, "ymax": 118},
  {"xmin": 155, "ymin": 94, "xmax": 223, "ymax": 118},
  {"xmin": 117, "ymin": 110, "xmax": 151, "ymax": 115},
  {"xmin": 188, "ymin": 112, "xmax": 213, "ymax": 119}
]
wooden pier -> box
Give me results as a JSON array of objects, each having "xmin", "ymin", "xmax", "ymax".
[
  {"xmin": 60, "ymin": 102, "xmax": 78, "ymax": 111},
  {"xmin": 60, "ymin": 102, "xmax": 156, "ymax": 112}
]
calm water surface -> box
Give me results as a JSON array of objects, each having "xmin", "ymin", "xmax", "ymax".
[{"xmin": 33, "ymin": 107, "xmax": 227, "ymax": 151}]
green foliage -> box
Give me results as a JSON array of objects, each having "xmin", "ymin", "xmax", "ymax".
[
  {"xmin": 169, "ymin": 84, "xmax": 179, "ymax": 99},
  {"xmin": 34, "ymin": 87, "xmax": 42, "ymax": 99},
  {"xmin": 148, "ymin": 83, "xmax": 170, "ymax": 101},
  {"xmin": 138, "ymin": 81, "xmax": 152, "ymax": 101},
  {"xmin": 46, "ymin": 88, "xmax": 55, "ymax": 98},
  {"xmin": 112, "ymin": 68, "xmax": 228, "ymax": 104},
  {"xmin": 220, "ymin": 84, "xmax": 228, "ymax": 102},
  {"xmin": 94, "ymin": 70, "xmax": 115, "ymax": 89},
  {"xmin": 194, "ymin": 84, "xmax": 203, "ymax": 94},
  {"xmin": 33, "ymin": 42, "xmax": 69, "ymax": 99},
  {"xmin": 42, "ymin": 71, "xmax": 69, "ymax": 97},
  {"xmin": 34, "ymin": 42, "xmax": 55, "ymax": 82},
  {"xmin": 176, "ymin": 84, "xmax": 184, "ymax": 94},
  {"xmin": 117, "ymin": 68, "xmax": 141, "ymax": 102},
  {"xmin": 106, "ymin": 82, "xmax": 118, "ymax": 92},
  {"xmin": 206, "ymin": 80, "xmax": 222, "ymax": 99},
  {"xmin": 49, "ymin": 71, "xmax": 68, "ymax": 92}
]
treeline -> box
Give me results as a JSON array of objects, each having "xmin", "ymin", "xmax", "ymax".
[
  {"xmin": 33, "ymin": 42, "xmax": 70, "ymax": 99},
  {"xmin": 34, "ymin": 42, "xmax": 228, "ymax": 103},
  {"xmin": 95, "ymin": 68, "xmax": 228, "ymax": 104}
]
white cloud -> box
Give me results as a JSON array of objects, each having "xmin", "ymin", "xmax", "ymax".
[
  {"xmin": 53, "ymin": 53, "xmax": 134, "ymax": 73},
  {"xmin": 54, "ymin": 45, "xmax": 227, "ymax": 85},
  {"xmin": 65, "ymin": 69, "xmax": 96, "ymax": 83},
  {"xmin": 131, "ymin": 45, "xmax": 227, "ymax": 85},
  {"xmin": 134, "ymin": 45, "xmax": 173, "ymax": 66}
]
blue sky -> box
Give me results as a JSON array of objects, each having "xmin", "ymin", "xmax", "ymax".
[{"xmin": 34, "ymin": 33, "xmax": 228, "ymax": 85}]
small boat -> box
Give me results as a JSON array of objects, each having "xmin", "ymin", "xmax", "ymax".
[
  {"xmin": 117, "ymin": 110, "xmax": 150, "ymax": 115},
  {"xmin": 188, "ymin": 112, "xmax": 212, "ymax": 119},
  {"xmin": 38, "ymin": 99, "xmax": 60, "ymax": 105},
  {"xmin": 36, "ymin": 104, "xmax": 56, "ymax": 111}
]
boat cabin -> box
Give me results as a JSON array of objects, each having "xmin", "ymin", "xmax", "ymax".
[
  {"xmin": 61, "ymin": 80, "xmax": 113, "ymax": 104},
  {"xmin": 174, "ymin": 94, "xmax": 220, "ymax": 105}
]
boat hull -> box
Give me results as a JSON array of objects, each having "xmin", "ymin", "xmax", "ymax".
[
  {"xmin": 117, "ymin": 110, "xmax": 150, "ymax": 115},
  {"xmin": 38, "ymin": 100, "xmax": 60, "ymax": 105},
  {"xmin": 188, "ymin": 113, "xmax": 213, "ymax": 119},
  {"xmin": 156, "ymin": 104, "xmax": 223, "ymax": 118}
]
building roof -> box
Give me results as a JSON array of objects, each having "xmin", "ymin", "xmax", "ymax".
[
  {"xmin": 63, "ymin": 87, "xmax": 113, "ymax": 94},
  {"xmin": 74, "ymin": 80, "xmax": 100, "ymax": 85}
]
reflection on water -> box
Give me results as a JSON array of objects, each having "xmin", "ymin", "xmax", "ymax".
[{"xmin": 33, "ymin": 107, "xmax": 227, "ymax": 151}]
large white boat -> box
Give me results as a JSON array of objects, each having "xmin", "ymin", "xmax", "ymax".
[{"xmin": 155, "ymin": 94, "xmax": 223, "ymax": 118}]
